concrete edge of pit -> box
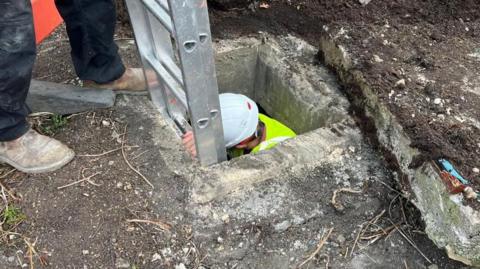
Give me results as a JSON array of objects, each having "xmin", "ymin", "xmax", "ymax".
[
  {"xmin": 317, "ymin": 32, "xmax": 480, "ymax": 266},
  {"xmin": 133, "ymin": 35, "xmax": 357, "ymax": 205},
  {"xmin": 191, "ymin": 35, "xmax": 354, "ymax": 204}
]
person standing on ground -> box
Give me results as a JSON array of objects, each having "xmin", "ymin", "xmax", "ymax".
[{"xmin": 0, "ymin": 0, "xmax": 146, "ymax": 173}]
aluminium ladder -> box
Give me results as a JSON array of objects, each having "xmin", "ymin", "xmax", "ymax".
[{"xmin": 125, "ymin": 0, "xmax": 227, "ymax": 165}]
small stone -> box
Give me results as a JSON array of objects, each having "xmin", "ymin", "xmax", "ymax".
[
  {"xmin": 427, "ymin": 264, "xmax": 439, "ymax": 269},
  {"xmin": 151, "ymin": 253, "xmax": 162, "ymax": 262},
  {"xmin": 217, "ymin": 237, "xmax": 224, "ymax": 243},
  {"xmin": 388, "ymin": 90, "xmax": 395, "ymax": 99},
  {"xmin": 433, "ymin": 98, "xmax": 442, "ymax": 105},
  {"xmin": 274, "ymin": 220, "xmax": 292, "ymax": 232},
  {"xmin": 7, "ymin": 256, "xmax": 15, "ymax": 263},
  {"xmin": 336, "ymin": 234, "xmax": 346, "ymax": 245},
  {"xmin": 102, "ymin": 120, "xmax": 111, "ymax": 127},
  {"xmin": 372, "ymin": 55, "xmax": 383, "ymax": 63},
  {"xmin": 395, "ymin": 79, "xmax": 406, "ymax": 89},
  {"xmin": 123, "ymin": 182, "xmax": 132, "ymax": 191},
  {"xmin": 175, "ymin": 264, "xmax": 187, "ymax": 269},
  {"xmin": 359, "ymin": 0, "xmax": 372, "ymax": 6},
  {"xmin": 473, "ymin": 168, "xmax": 480, "ymax": 174},
  {"xmin": 116, "ymin": 182, "xmax": 123, "ymax": 189},
  {"xmin": 82, "ymin": 250, "xmax": 89, "ymax": 255},
  {"xmin": 464, "ymin": 187, "xmax": 478, "ymax": 200},
  {"xmin": 437, "ymin": 114, "xmax": 445, "ymax": 121},
  {"xmin": 108, "ymin": 161, "xmax": 114, "ymax": 166},
  {"xmin": 221, "ymin": 214, "xmax": 230, "ymax": 223},
  {"xmin": 161, "ymin": 248, "xmax": 172, "ymax": 256},
  {"xmin": 115, "ymin": 258, "xmax": 130, "ymax": 268}
]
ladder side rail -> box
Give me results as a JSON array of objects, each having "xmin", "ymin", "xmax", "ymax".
[
  {"xmin": 125, "ymin": 0, "xmax": 186, "ymax": 125},
  {"xmin": 194, "ymin": 1, "xmax": 227, "ymax": 162},
  {"xmin": 168, "ymin": 0, "xmax": 227, "ymax": 165}
]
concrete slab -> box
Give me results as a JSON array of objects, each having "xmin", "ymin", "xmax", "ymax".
[{"xmin": 27, "ymin": 80, "xmax": 116, "ymax": 115}]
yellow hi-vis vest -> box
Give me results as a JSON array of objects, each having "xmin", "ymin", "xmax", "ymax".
[{"xmin": 228, "ymin": 113, "xmax": 296, "ymax": 158}]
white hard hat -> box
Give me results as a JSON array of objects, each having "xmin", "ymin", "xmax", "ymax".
[{"xmin": 219, "ymin": 93, "xmax": 259, "ymax": 148}]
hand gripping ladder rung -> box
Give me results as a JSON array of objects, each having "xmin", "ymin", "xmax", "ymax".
[{"xmin": 125, "ymin": 0, "xmax": 227, "ymax": 165}]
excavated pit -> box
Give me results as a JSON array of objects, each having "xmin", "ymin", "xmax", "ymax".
[
  {"xmin": 214, "ymin": 36, "xmax": 348, "ymax": 135},
  {"xmin": 138, "ymin": 35, "xmax": 358, "ymax": 203}
]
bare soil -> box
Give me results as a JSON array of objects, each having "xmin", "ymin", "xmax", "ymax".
[
  {"xmin": 0, "ymin": 1, "xmax": 477, "ymax": 268},
  {"xmin": 208, "ymin": 0, "xmax": 480, "ymax": 192}
]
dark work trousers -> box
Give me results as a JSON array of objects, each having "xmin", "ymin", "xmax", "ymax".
[{"xmin": 0, "ymin": 0, "xmax": 125, "ymax": 141}]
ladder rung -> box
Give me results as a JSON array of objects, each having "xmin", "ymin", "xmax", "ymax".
[
  {"xmin": 157, "ymin": 0, "xmax": 169, "ymax": 12},
  {"xmin": 161, "ymin": 55, "xmax": 184, "ymax": 87},
  {"xmin": 142, "ymin": 0, "xmax": 173, "ymax": 33},
  {"xmin": 145, "ymin": 54, "xmax": 188, "ymax": 108}
]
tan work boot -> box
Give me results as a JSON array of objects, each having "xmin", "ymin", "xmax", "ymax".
[
  {"xmin": 0, "ymin": 129, "xmax": 75, "ymax": 173},
  {"xmin": 83, "ymin": 68, "xmax": 147, "ymax": 91}
]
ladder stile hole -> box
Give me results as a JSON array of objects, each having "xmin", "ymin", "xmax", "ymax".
[
  {"xmin": 210, "ymin": 109, "xmax": 219, "ymax": 119},
  {"xmin": 199, "ymin": 34, "xmax": 208, "ymax": 44},
  {"xmin": 197, "ymin": 118, "xmax": 209, "ymax": 129},
  {"xmin": 183, "ymin": 41, "xmax": 197, "ymax": 53}
]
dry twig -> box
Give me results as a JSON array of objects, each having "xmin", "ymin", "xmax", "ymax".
[
  {"xmin": 77, "ymin": 145, "xmax": 138, "ymax": 157},
  {"xmin": 57, "ymin": 171, "xmax": 101, "ymax": 190},
  {"xmin": 0, "ymin": 168, "xmax": 16, "ymax": 179},
  {"xmin": 0, "ymin": 169, "xmax": 19, "ymax": 200},
  {"xmin": 350, "ymin": 210, "xmax": 386, "ymax": 256},
  {"xmin": 126, "ymin": 219, "xmax": 172, "ymax": 231},
  {"xmin": 389, "ymin": 219, "xmax": 432, "ymax": 264},
  {"xmin": 331, "ymin": 188, "xmax": 362, "ymax": 211},
  {"xmin": 121, "ymin": 125, "xmax": 154, "ymax": 189},
  {"xmin": 24, "ymin": 237, "xmax": 39, "ymax": 269},
  {"xmin": 297, "ymin": 227, "xmax": 334, "ymax": 268}
]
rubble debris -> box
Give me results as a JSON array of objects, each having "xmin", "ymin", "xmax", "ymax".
[
  {"xmin": 359, "ymin": 0, "xmax": 372, "ymax": 6},
  {"xmin": 463, "ymin": 187, "xmax": 477, "ymax": 200},
  {"xmin": 395, "ymin": 79, "xmax": 406, "ymax": 89}
]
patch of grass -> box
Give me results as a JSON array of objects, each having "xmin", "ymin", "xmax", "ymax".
[
  {"xmin": 39, "ymin": 114, "xmax": 68, "ymax": 136},
  {"xmin": 1, "ymin": 205, "xmax": 26, "ymax": 228}
]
